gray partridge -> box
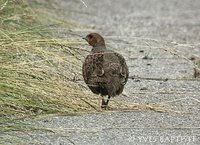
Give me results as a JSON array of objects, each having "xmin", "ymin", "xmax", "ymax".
[{"xmin": 82, "ymin": 33, "xmax": 129, "ymax": 108}]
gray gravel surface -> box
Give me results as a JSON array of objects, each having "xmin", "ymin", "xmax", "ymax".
[{"xmin": 2, "ymin": 0, "xmax": 200, "ymax": 144}]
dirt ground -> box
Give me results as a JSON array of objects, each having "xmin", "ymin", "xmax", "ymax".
[{"xmin": 2, "ymin": 0, "xmax": 200, "ymax": 144}]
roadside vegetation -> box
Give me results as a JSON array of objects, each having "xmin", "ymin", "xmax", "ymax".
[{"xmin": 0, "ymin": 0, "xmax": 99, "ymax": 132}]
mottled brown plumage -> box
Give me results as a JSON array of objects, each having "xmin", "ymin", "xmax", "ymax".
[{"xmin": 82, "ymin": 33, "xmax": 129, "ymax": 108}]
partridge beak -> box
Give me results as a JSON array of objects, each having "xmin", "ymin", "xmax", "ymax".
[{"xmin": 82, "ymin": 37, "xmax": 89, "ymax": 42}]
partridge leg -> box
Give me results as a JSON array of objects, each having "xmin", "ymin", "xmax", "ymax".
[
  {"xmin": 101, "ymin": 97, "xmax": 106, "ymax": 108},
  {"xmin": 101, "ymin": 95, "xmax": 111, "ymax": 109}
]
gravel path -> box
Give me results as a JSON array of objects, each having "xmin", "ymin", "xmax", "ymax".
[{"xmin": 2, "ymin": 0, "xmax": 200, "ymax": 144}]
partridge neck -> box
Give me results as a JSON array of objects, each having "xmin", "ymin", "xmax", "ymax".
[{"xmin": 91, "ymin": 45, "xmax": 107, "ymax": 53}]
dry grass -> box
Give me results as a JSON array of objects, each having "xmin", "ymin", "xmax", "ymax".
[
  {"xmin": 0, "ymin": 0, "xmax": 100, "ymax": 130},
  {"xmin": 0, "ymin": 1, "xmax": 145, "ymax": 134}
]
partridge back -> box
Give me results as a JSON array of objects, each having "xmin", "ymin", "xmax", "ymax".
[{"xmin": 82, "ymin": 50, "xmax": 129, "ymax": 97}]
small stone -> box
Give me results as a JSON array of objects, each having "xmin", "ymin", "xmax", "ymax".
[
  {"xmin": 139, "ymin": 50, "xmax": 144, "ymax": 53},
  {"xmin": 142, "ymin": 55, "xmax": 152, "ymax": 60},
  {"xmin": 140, "ymin": 87, "xmax": 148, "ymax": 90},
  {"xmin": 189, "ymin": 56, "xmax": 195, "ymax": 61}
]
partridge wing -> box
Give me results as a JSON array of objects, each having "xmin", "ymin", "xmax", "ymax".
[
  {"xmin": 82, "ymin": 53, "xmax": 105, "ymax": 84},
  {"xmin": 114, "ymin": 52, "xmax": 129, "ymax": 84},
  {"xmin": 82, "ymin": 54, "xmax": 94, "ymax": 84}
]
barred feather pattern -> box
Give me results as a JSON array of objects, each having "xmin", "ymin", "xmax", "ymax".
[{"xmin": 82, "ymin": 50, "xmax": 129, "ymax": 97}]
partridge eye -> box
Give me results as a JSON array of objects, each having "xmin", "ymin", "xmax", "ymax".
[{"xmin": 88, "ymin": 35, "xmax": 93, "ymax": 39}]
